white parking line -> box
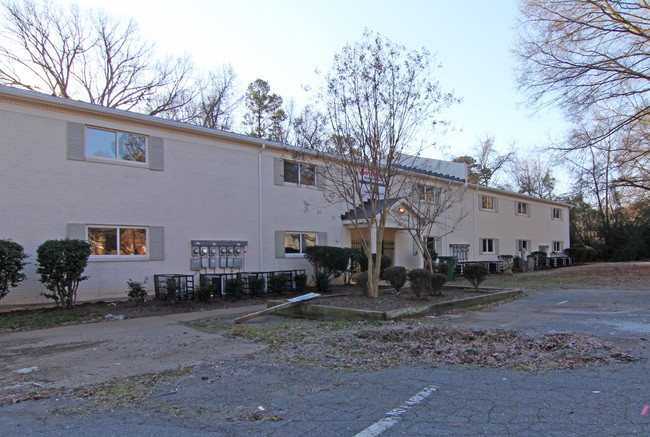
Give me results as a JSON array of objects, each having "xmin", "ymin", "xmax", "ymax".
[{"xmin": 354, "ymin": 385, "xmax": 437, "ymax": 437}]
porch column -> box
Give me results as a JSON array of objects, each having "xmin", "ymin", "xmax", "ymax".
[{"xmin": 370, "ymin": 224, "xmax": 377, "ymax": 254}]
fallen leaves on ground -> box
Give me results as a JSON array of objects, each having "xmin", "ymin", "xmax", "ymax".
[{"xmin": 231, "ymin": 321, "xmax": 638, "ymax": 372}]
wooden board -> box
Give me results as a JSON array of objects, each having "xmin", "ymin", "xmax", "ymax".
[{"xmin": 234, "ymin": 292, "xmax": 321, "ymax": 324}]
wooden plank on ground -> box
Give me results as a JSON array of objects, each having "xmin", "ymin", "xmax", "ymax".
[{"xmin": 234, "ymin": 292, "xmax": 321, "ymax": 324}]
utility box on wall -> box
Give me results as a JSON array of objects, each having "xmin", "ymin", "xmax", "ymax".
[{"xmin": 190, "ymin": 240, "xmax": 248, "ymax": 272}]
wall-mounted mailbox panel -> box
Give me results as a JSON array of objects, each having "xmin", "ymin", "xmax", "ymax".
[
  {"xmin": 219, "ymin": 257, "xmax": 227, "ymax": 268},
  {"xmin": 190, "ymin": 258, "xmax": 202, "ymax": 271},
  {"xmin": 208, "ymin": 258, "xmax": 217, "ymax": 269}
]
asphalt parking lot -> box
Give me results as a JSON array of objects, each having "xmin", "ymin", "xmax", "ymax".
[{"xmin": 1, "ymin": 288, "xmax": 649, "ymax": 436}]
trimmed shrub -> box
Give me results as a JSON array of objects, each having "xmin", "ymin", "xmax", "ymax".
[
  {"xmin": 382, "ymin": 266, "xmax": 407, "ymax": 292},
  {"xmin": 0, "ymin": 239, "xmax": 28, "ymax": 301},
  {"xmin": 498, "ymin": 254, "xmax": 514, "ymax": 272},
  {"xmin": 355, "ymin": 271, "xmax": 368, "ymax": 294},
  {"xmin": 407, "ymin": 268, "xmax": 432, "ymax": 298},
  {"xmin": 435, "ymin": 262, "xmax": 450, "ymax": 277},
  {"xmin": 269, "ymin": 273, "xmax": 289, "ymax": 294},
  {"xmin": 196, "ymin": 283, "xmax": 217, "ymax": 302},
  {"xmin": 36, "ymin": 239, "xmax": 92, "ymax": 309},
  {"xmin": 126, "ymin": 279, "xmax": 147, "ymax": 304},
  {"xmin": 464, "ymin": 263, "xmax": 489, "ymax": 292},
  {"xmin": 248, "ymin": 277, "xmax": 266, "ymax": 296},
  {"xmin": 294, "ymin": 273, "xmax": 308, "ymax": 292},
  {"xmin": 224, "ymin": 278, "xmax": 243, "ymax": 300},
  {"xmin": 162, "ymin": 278, "xmax": 178, "ymax": 301},
  {"xmin": 530, "ymin": 251, "xmax": 548, "ymax": 269},
  {"xmin": 304, "ymin": 246, "xmax": 351, "ymax": 292},
  {"xmin": 304, "ymin": 246, "xmax": 350, "ymax": 278},
  {"xmin": 430, "ymin": 273, "xmax": 447, "ymax": 295},
  {"xmin": 314, "ymin": 271, "xmax": 330, "ymax": 293},
  {"xmin": 565, "ymin": 243, "xmax": 596, "ymax": 264},
  {"xmin": 350, "ymin": 248, "xmax": 391, "ymax": 274}
]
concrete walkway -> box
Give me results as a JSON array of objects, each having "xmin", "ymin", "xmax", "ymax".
[{"xmin": 0, "ymin": 304, "xmax": 267, "ymax": 392}]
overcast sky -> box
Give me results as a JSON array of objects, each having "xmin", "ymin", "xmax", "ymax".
[{"xmin": 62, "ymin": 0, "xmax": 570, "ymax": 160}]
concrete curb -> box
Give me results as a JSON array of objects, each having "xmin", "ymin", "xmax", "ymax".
[{"xmin": 267, "ymin": 289, "xmax": 523, "ymax": 321}]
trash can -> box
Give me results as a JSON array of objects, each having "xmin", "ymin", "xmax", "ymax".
[{"xmin": 438, "ymin": 256, "xmax": 458, "ymax": 280}]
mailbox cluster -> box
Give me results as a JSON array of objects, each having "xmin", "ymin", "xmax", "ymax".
[{"xmin": 190, "ymin": 240, "xmax": 247, "ymax": 271}]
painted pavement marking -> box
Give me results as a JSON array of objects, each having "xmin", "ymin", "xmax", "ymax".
[{"xmin": 354, "ymin": 385, "xmax": 437, "ymax": 437}]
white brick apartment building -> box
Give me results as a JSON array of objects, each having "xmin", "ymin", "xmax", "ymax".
[{"xmin": 0, "ymin": 86, "xmax": 570, "ymax": 306}]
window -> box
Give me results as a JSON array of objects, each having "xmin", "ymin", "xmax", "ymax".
[
  {"xmin": 86, "ymin": 127, "xmax": 147, "ymax": 163},
  {"xmin": 516, "ymin": 239, "xmax": 530, "ymax": 253},
  {"xmin": 88, "ymin": 226, "xmax": 148, "ymax": 259},
  {"xmin": 552, "ymin": 241, "xmax": 564, "ymax": 252},
  {"xmin": 283, "ymin": 160, "xmax": 316, "ymax": 186},
  {"xmin": 417, "ymin": 185, "xmax": 437, "ymax": 202},
  {"xmin": 552, "ymin": 208, "xmax": 562, "ymax": 220},
  {"xmin": 480, "ymin": 195, "xmax": 497, "ymax": 212},
  {"xmin": 480, "ymin": 238, "xmax": 497, "ymax": 254},
  {"xmin": 516, "ymin": 201, "xmax": 529, "ymax": 216},
  {"xmin": 284, "ymin": 232, "xmax": 317, "ymax": 256}
]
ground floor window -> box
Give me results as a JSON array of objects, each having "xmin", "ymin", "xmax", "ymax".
[
  {"xmin": 284, "ymin": 232, "xmax": 317, "ymax": 256},
  {"xmin": 88, "ymin": 226, "xmax": 148, "ymax": 258},
  {"xmin": 516, "ymin": 239, "xmax": 531, "ymax": 253},
  {"xmin": 552, "ymin": 241, "xmax": 564, "ymax": 253},
  {"xmin": 480, "ymin": 238, "xmax": 497, "ymax": 254}
]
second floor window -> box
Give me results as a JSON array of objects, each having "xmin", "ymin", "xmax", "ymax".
[
  {"xmin": 480, "ymin": 195, "xmax": 497, "ymax": 211},
  {"xmin": 552, "ymin": 208, "xmax": 562, "ymax": 220},
  {"xmin": 284, "ymin": 161, "xmax": 316, "ymax": 186},
  {"xmin": 516, "ymin": 202, "xmax": 529, "ymax": 216},
  {"xmin": 86, "ymin": 127, "xmax": 147, "ymax": 163}
]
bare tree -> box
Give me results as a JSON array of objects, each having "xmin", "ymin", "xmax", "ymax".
[
  {"xmin": 293, "ymin": 105, "xmax": 329, "ymax": 149},
  {"xmin": 0, "ymin": 0, "xmax": 195, "ymax": 117},
  {"xmin": 452, "ymin": 135, "xmax": 514, "ymax": 186},
  {"xmin": 515, "ymin": 0, "xmax": 650, "ymax": 190},
  {"xmin": 509, "ymin": 154, "xmax": 556, "ymax": 199},
  {"xmin": 177, "ymin": 64, "xmax": 242, "ymax": 130},
  {"xmin": 312, "ymin": 31, "xmax": 458, "ymax": 298},
  {"xmin": 391, "ymin": 178, "xmax": 467, "ymax": 273},
  {"xmin": 0, "ymin": 0, "xmax": 87, "ymax": 97}
]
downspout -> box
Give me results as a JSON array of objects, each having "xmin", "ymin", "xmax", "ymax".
[
  {"xmin": 258, "ymin": 143, "xmax": 266, "ymax": 271},
  {"xmin": 473, "ymin": 185, "xmax": 478, "ymax": 261}
]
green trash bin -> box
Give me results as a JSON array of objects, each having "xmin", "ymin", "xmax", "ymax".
[{"xmin": 438, "ymin": 256, "xmax": 458, "ymax": 280}]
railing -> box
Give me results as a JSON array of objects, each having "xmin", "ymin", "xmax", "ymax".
[
  {"xmin": 454, "ymin": 256, "xmax": 573, "ymax": 276},
  {"xmin": 153, "ymin": 274, "xmax": 195, "ymax": 301},
  {"xmin": 199, "ymin": 269, "xmax": 307, "ymax": 298}
]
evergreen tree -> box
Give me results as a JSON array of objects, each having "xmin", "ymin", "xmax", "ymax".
[{"xmin": 242, "ymin": 79, "xmax": 286, "ymax": 141}]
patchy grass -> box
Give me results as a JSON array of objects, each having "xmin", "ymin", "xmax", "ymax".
[
  {"xmin": 469, "ymin": 262, "xmax": 650, "ymax": 290},
  {"xmin": 70, "ymin": 368, "xmax": 191, "ymax": 412},
  {"xmin": 0, "ymin": 310, "xmax": 104, "ymax": 331}
]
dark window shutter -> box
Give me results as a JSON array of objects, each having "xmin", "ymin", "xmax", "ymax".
[
  {"xmin": 67, "ymin": 122, "xmax": 85, "ymax": 161},
  {"xmin": 275, "ymin": 231, "xmax": 286, "ymax": 258},
  {"xmin": 149, "ymin": 226, "xmax": 164, "ymax": 260},
  {"xmin": 149, "ymin": 136, "xmax": 164, "ymax": 171},
  {"xmin": 317, "ymin": 166, "xmax": 325, "ymax": 190},
  {"xmin": 67, "ymin": 223, "xmax": 86, "ymax": 240},
  {"xmin": 274, "ymin": 158, "xmax": 284, "ymax": 185}
]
